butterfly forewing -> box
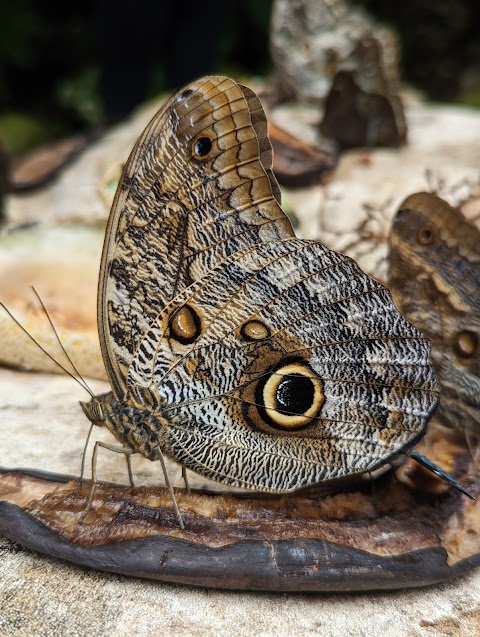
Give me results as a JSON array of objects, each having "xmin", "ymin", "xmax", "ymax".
[{"xmin": 98, "ymin": 76, "xmax": 293, "ymax": 396}]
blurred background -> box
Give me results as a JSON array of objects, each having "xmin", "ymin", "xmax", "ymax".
[{"xmin": 0, "ymin": 0, "xmax": 480, "ymax": 157}]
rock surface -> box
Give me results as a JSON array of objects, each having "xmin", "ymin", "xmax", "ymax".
[{"xmin": 1, "ymin": 87, "xmax": 480, "ymax": 635}]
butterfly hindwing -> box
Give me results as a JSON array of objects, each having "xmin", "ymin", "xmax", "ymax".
[{"xmin": 125, "ymin": 238, "xmax": 437, "ymax": 489}]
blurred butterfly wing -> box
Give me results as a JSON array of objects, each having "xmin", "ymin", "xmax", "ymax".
[
  {"xmin": 128, "ymin": 239, "xmax": 438, "ymax": 489},
  {"xmin": 98, "ymin": 76, "xmax": 294, "ymax": 397},
  {"xmin": 389, "ymin": 193, "xmax": 480, "ymax": 316},
  {"xmin": 389, "ymin": 192, "xmax": 480, "ymax": 433}
]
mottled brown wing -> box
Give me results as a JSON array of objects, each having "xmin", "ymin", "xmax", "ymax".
[
  {"xmin": 389, "ymin": 192, "xmax": 480, "ymax": 434},
  {"xmin": 98, "ymin": 76, "xmax": 294, "ymax": 397},
  {"xmin": 94, "ymin": 78, "xmax": 439, "ymax": 491},
  {"xmin": 123, "ymin": 238, "xmax": 438, "ymax": 489}
]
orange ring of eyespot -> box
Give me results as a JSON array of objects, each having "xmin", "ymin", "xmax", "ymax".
[
  {"xmin": 258, "ymin": 362, "xmax": 324, "ymax": 430},
  {"xmin": 170, "ymin": 305, "xmax": 202, "ymax": 344},
  {"xmin": 453, "ymin": 330, "xmax": 478, "ymax": 359},
  {"xmin": 417, "ymin": 223, "xmax": 436, "ymax": 245}
]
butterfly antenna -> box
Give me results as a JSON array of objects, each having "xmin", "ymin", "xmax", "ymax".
[
  {"xmin": 406, "ymin": 450, "xmax": 475, "ymax": 500},
  {"xmin": 0, "ymin": 298, "xmax": 94, "ymax": 397},
  {"xmin": 31, "ymin": 286, "xmax": 94, "ymax": 396}
]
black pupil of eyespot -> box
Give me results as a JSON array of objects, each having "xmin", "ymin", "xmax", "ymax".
[
  {"xmin": 275, "ymin": 374, "xmax": 314, "ymax": 416},
  {"xmin": 422, "ymin": 230, "xmax": 431, "ymax": 240},
  {"xmin": 176, "ymin": 89, "xmax": 193, "ymax": 102},
  {"xmin": 194, "ymin": 137, "xmax": 212, "ymax": 157}
]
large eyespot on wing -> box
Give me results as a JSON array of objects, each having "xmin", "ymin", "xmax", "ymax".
[
  {"xmin": 97, "ymin": 76, "xmax": 294, "ymax": 398},
  {"xmin": 128, "ymin": 239, "xmax": 439, "ymax": 491},
  {"xmin": 253, "ymin": 359, "xmax": 325, "ymax": 431}
]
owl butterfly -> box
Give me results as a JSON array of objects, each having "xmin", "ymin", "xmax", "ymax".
[
  {"xmin": 81, "ymin": 77, "xmax": 442, "ymax": 525},
  {"xmin": 389, "ymin": 192, "xmax": 480, "ymax": 460}
]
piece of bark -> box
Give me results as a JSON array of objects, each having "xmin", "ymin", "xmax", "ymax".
[
  {"xmin": 10, "ymin": 135, "xmax": 92, "ymax": 193},
  {"xmin": 270, "ymin": 122, "xmax": 337, "ymax": 187},
  {"xmin": 1, "ymin": 430, "xmax": 478, "ymax": 592}
]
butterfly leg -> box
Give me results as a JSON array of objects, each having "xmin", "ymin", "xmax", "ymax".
[
  {"xmin": 366, "ymin": 471, "xmax": 376, "ymax": 500},
  {"xmin": 78, "ymin": 441, "xmax": 134, "ymax": 523},
  {"xmin": 157, "ymin": 447, "xmax": 185, "ymax": 530},
  {"xmin": 181, "ymin": 466, "xmax": 191, "ymax": 494},
  {"xmin": 79, "ymin": 422, "xmax": 94, "ymax": 486}
]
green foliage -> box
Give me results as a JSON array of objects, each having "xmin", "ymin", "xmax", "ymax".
[
  {"xmin": 458, "ymin": 88, "xmax": 480, "ymax": 109},
  {"xmin": 0, "ymin": 0, "xmax": 277, "ymax": 154},
  {"xmin": 56, "ymin": 67, "xmax": 102, "ymax": 127},
  {"xmin": 0, "ymin": 1, "xmax": 39, "ymax": 67},
  {"xmin": 0, "ymin": 112, "xmax": 49, "ymax": 155},
  {"xmin": 0, "ymin": 1, "xmax": 41, "ymax": 107},
  {"xmin": 217, "ymin": 0, "xmax": 274, "ymax": 76},
  {"xmin": 244, "ymin": 0, "xmax": 274, "ymax": 33}
]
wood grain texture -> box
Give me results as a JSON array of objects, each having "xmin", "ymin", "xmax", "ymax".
[{"xmin": 0, "ymin": 466, "xmax": 479, "ymax": 592}]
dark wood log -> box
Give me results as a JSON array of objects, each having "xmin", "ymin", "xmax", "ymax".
[{"xmin": 1, "ymin": 462, "xmax": 478, "ymax": 592}]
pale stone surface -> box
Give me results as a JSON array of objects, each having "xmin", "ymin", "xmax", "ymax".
[
  {"xmin": 3, "ymin": 382, "xmax": 480, "ymax": 627},
  {"xmin": 1, "ymin": 366, "xmax": 480, "ymax": 637},
  {"xmin": 273, "ymin": 100, "xmax": 480, "ymax": 281},
  {"xmin": 2, "ymin": 90, "xmax": 480, "ymax": 635},
  {"xmin": 0, "ymin": 224, "xmax": 104, "ymax": 378}
]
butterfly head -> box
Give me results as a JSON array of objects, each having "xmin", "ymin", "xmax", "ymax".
[{"xmin": 80, "ymin": 395, "xmax": 107, "ymax": 427}]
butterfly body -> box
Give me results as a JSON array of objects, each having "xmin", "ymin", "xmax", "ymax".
[
  {"xmin": 83, "ymin": 77, "xmax": 438, "ymax": 493},
  {"xmin": 389, "ymin": 192, "xmax": 480, "ymax": 436}
]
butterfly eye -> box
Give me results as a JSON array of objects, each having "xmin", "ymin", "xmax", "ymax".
[
  {"xmin": 417, "ymin": 223, "xmax": 436, "ymax": 245},
  {"xmin": 80, "ymin": 398, "xmax": 105, "ymax": 425},
  {"xmin": 256, "ymin": 361, "xmax": 324, "ymax": 431},
  {"xmin": 453, "ymin": 330, "xmax": 478, "ymax": 359},
  {"xmin": 240, "ymin": 320, "xmax": 271, "ymax": 342},
  {"xmin": 169, "ymin": 305, "xmax": 202, "ymax": 344},
  {"xmin": 192, "ymin": 136, "xmax": 213, "ymax": 159}
]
